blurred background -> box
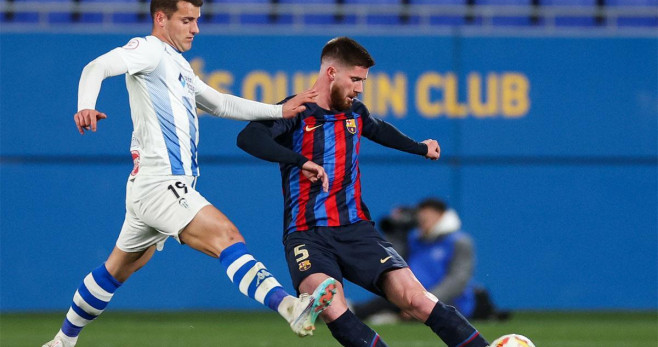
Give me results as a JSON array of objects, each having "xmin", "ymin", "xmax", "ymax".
[{"xmin": 1, "ymin": 0, "xmax": 656, "ymax": 316}]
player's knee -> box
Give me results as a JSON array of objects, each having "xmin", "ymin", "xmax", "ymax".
[
  {"xmin": 397, "ymin": 289, "xmax": 419, "ymax": 309},
  {"xmin": 212, "ymin": 218, "xmax": 242, "ymax": 242},
  {"xmin": 399, "ymin": 290, "xmax": 434, "ymax": 320},
  {"xmin": 184, "ymin": 232, "xmax": 233, "ymax": 258},
  {"xmin": 205, "ymin": 225, "xmax": 245, "ymax": 257}
]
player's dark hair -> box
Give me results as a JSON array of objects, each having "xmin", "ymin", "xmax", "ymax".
[
  {"xmin": 417, "ymin": 198, "xmax": 447, "ymax": 213},
  {"xmin": 151, "ymin": 0, "xmax": 203, "ymax": 19},
  {"xmin": 321, "ymin": 37, "xmax": 375, "ymax": 68}
]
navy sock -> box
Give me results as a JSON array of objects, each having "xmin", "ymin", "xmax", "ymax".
[
  {"xmin": 424, "ymin": 302, "xmax": 489, "ymax": 347},
  {"xmin": 326, "ymin": 310, "xmax": 388, "ymax": 347}
]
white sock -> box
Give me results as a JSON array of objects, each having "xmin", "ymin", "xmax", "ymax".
[
  {"xmin": 277, "ymin": 295, "xmax": 298, "ymax": 322},
  {"xmin": 55, "ymin": 330, "xmax": 78, "ymax": 345}
]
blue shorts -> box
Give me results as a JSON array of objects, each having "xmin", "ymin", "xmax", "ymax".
[{"xmin": 284, "ymin": 221, "xmax": 407, "ymax": 296}]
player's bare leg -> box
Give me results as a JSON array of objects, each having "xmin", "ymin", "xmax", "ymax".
[
  {"xmin": 179, "ymin": 205, "xmax": 336, "ymax": 337},
  {"xmin": 382, "ymin": 268, "xmax": 489, "ymax": 347},
  {"xmin": 380, "ymin": 268, "xmax": 436, "ymax": 321},
  {"xmin": 298, "ymin": 273, "xmax": 349, "ymax": 321},
  {"xmin": 300, "ymin": 273, "xmax": 388, "ymax": 346},
  {"xmin": 106, "ymin": 245, "xmax": 157, "ymax": 282},
  {"xmin": 178, "ymin": 205, "xmax": 246, "ymax": 257},
  {"xmin": 43, "ymin": 246, "xmax": 156, "ymax": 347}
]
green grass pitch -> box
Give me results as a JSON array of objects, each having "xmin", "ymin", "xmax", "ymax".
[{"xmin": 1, "ymin": 311, "xmax": 656, "ymax": 346}]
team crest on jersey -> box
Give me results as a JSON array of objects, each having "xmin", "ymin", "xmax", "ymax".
[
  {"xmin": 345, "ymin": 119, "xmax": 357, "ymax": 134},
  {"xmin": 130, "ymin": 150, "xmax": 140, "ymax": 176},
  {"xmin": 298, "ymin": 260, "xmax": 311, "ymax": 272}
]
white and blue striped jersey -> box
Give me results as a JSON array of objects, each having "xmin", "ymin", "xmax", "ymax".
[
  {"xmin": 116, "ymin": 36, "xmax": 203, "ymax": 177},
  {"xmin": 78, "ymin": 35, "xmax": 284, "ymax": 177}
]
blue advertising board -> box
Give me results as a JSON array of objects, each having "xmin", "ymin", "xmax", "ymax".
[{"xmin": 1, "ymin": 32, "xmax": 656, "ymax": 311}]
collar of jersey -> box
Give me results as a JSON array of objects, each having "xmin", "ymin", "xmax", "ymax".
[{"xmin": 303, "ymin": 111, "xmax": 360, "ymax": 126}]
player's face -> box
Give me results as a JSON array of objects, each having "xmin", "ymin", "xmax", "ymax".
[
  {"xmin": 162, "ymin": 1, "xmax": 200, "ymax": 52},
  {"xmin": 329, "ymin": 65, "xmax": 368, "ymax": 111},
  {"xmin": 417, "ymin": 208, "xmax": 443, "ymax": 237}
]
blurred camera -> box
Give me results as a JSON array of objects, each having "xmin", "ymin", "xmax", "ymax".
[{"xmin": 379, "ymin": 206, "xmax": 417, "ymax": 236}]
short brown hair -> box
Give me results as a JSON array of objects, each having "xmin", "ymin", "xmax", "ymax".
[
  {"xmin": 150, "ymin": 0, "xmax": 203, "ymax": 19},
  {"xmin": 321, "ymin": 36, "xmax": 375, "ymax": 68},
  {"xmin": 418, "ymin": 198, "xmax": 447, "ymax": 213}
]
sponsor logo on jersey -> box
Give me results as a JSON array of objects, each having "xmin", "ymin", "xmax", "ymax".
[
  {"xmin": 345, "ymin": 119, "xmax": 357, "ymax": 134},
  {"xmin": 380, "ymin": 256, "xmax": 392, "ymax": 264},
  {"xmin": 178, "ymin": 197, "xmax": 189, "ymax": 209},
  {"xmin": 178, "ymin": 73, "xmax": 195, "ymax": 95},
  {"xmin": 305, "ymin": 124, "xmax": 322, "ymax": 132}
]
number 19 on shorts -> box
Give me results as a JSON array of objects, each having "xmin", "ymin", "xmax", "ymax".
[{"xmin": 167, "ymin": 181, "xmax": 190, "ymax": 209}]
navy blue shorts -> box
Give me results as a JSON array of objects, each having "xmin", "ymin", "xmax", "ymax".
[{"xmin": 283, "ymin": 221, "xmax": 407, "ymax": 296}]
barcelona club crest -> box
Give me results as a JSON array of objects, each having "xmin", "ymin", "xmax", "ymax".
[
  {"xmin": 298, "ymin": 260, "xmax": 312, "ymax": 272},
  {"xmin": 345, "ymin": 119, "xmax": 357, "ymax": 134}
]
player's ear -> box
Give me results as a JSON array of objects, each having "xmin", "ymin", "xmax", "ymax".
[
  {"xmin": 153, "ymin": 10, "xmax": 167, "ymax": 27},
  {"xmin": 327, "ymin": 66, "xmax": 336, "ymax": 81}
]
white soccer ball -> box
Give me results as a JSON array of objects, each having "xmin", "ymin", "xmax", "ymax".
[{"xmin": 491, "ymin": 334, "xmax": 536, "ymax": 347}]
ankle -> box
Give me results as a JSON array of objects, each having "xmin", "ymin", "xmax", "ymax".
[{"xmin": 277, "ymin": 295, "xmax": 296, "ymax": 321}]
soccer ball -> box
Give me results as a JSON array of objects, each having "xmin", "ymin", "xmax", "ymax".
[{"xmin": 491, "ymin": 334, "xmax": 535, "ymax": 347}]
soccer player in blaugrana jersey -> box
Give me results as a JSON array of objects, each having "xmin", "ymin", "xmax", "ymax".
[
  {"xmin": 42, "ymin": 1, "xmax": 338, "ymax": 346},
  {"xmin": 238, "ymin": 37, "xmax": 490, "ymax": 347}
]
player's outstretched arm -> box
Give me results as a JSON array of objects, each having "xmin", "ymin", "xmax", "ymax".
[
  {"xmin": 196, "ymin": 81, "xmax": 316, "ymax": 121},
  {"xmin": 363, "ymin": 115, "xmax": 435, "ymax": 158},
  {"xmin": 281, "ymin": 89, "xmax": 318, "ymax": 119},
  {"xmin": 422, "ymin": 139, "xmax": 440, "ymax": 160}
]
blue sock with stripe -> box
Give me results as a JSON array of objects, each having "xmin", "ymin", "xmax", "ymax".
[
  {"xmin": 327, "ymin": 310, "xmax": 388, "ymax": 347},
  {"xmin": 424, "ymin": 302, "xmax": 488, "ymax": 347},
  {"xmin": 60, "ymin": 263, "xmax": 122, "ymax": 338},
  {"xmin": 219, "ymin": 242, "xmax": 289, "ymax": 311}
]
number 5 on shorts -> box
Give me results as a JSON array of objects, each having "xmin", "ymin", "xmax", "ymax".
[
  {"xmin": 294, "ymin": 245, "xmax": 309, "ymax": 262},
  {"xmin": 294, "ymin": 245, "xmax": 312, "ymax": 272}
]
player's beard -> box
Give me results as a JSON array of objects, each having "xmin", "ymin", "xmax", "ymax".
[{"xmin": 330, "ymin": 84, "xmax": 355, "ymax": 111}]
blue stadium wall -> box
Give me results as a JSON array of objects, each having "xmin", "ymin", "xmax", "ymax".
[{"xmin": 1, "ymin": 33, "xmax": 656, "ymax": 311}]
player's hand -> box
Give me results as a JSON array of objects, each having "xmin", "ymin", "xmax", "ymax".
[
  {"xmin": 301, "ymin": 160, "xmax": 329, "ymax": 192},
  {"xmin": 422, "ymin": 139, "xmax": 440, "ymax": 160},
  {"xmin": 74, "ymin": 109, "xmax": 107, "ymax": 135},
  {"xmin": 282, "ymin": 89, "xmax": 318, "ymax": 119}
]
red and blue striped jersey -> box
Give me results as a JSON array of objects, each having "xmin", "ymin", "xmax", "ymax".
[
  {"xmin": 285, "ymin": 106, "xmax": 370, "ymax": 233},
  {"xmin": 238, "ymin": 98, "xmax": 428, "ymax": 236}
]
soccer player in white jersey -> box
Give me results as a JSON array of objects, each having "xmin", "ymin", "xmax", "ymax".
[{"xmin": 42, "ymin": 1, "xmax": 337, "ymax": 346}]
